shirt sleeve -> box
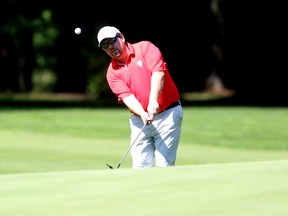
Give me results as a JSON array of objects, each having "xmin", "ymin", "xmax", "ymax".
[{"xmin": 143, "ymin": 41, "xmax": 167, "ymax": 73}]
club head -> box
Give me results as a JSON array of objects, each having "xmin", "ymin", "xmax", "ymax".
[{"xmin": 106, "ymin": 163, "xmax": 114, "ymax": 169}]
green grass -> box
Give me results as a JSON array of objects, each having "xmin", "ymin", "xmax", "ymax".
[
  {"xmin": 0, "ymin": 106, "xmax": 287, "ymax": 173},
  {"xmin": 0, "ymin": 106, "xmax": 288, "ymax": 215},
  {"xmin": 1, "ymin": 160, "xmax": 288, "ymax": 216}
]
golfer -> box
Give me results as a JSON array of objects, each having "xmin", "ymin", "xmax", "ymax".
[{"xmin": 97, "ymin": 26, "xmax": 183, "ymax": 168}]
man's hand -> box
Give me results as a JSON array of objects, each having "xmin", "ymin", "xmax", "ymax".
[
  {"xmin": 147, "ymin": 101, "xmax": 160, "ymax": 117},
  {"xmin": 140, "ymin": 111, "xmax": 153, "ymax": 125}
]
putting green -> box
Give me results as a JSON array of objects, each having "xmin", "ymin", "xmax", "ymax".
[{"xmin": 1, "ymin": 160, "xmax": 288, "ymax": 216}]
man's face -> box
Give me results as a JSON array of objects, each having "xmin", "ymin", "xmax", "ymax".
[{"xmin": 100, "ymin": 34, "xmax": 123, "ymax": 59}]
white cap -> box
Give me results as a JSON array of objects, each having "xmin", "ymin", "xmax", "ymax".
[{"xmin": 97, "ymin": 26, "xmax": 121, "ymax": 47}]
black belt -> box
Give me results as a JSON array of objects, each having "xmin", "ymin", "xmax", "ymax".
[
  {"xmin": 163, "ymin": 100, "xmax": 181, "ymax": 112},
  {"xmin": 134, "ymin": 101, "xmax": 181, "ymax": 117}
]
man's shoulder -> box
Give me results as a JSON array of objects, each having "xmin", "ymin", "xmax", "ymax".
[
  {"xmin": 132, "ymin": 40, "xmax": 156, "ymax": 51},
  {"xmin": 132, "ymin": 40, "xmax": 153, "ymax": 46}
]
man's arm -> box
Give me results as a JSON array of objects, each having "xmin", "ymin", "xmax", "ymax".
[
  {"xmin": 148, "ymin": 71, "xmax": 165, "ymax": 116},
  {"xmin": 123, "ymin": 95, "xmax": 152, "ymax": 124}
]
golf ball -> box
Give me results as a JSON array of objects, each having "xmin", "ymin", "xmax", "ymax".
[{"xmin": 74, "ymin": 27, "xmax": 81, "ymax": 35}]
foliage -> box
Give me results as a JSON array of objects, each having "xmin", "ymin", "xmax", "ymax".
[{"xmin": 0, "ymin": 2, "xmax": 107, "ymax": 96}]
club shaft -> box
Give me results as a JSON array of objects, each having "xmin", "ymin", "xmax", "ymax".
[{"xmin": 116, "ymin": 123, "xmax": 146, "ymax": 169}]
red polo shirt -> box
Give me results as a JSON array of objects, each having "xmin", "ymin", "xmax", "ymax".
[{"xmin": 106, "ymin": 41, "xmax": 180, "ymax": 113}]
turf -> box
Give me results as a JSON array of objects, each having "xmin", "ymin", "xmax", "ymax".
[
  {"xmin": 0, "ymin": 107, "xmax": 287, "ymax": 173},
  {"xmin": 0, "ymin": 106, "xmax": 288, "ymax": 215},
  {"xmin": 1, "ymin": 160, "xmax": 288, "ymax": 216}
]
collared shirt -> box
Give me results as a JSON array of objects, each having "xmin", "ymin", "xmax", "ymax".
[{"xmin": 106, "ymin": 41, "xmax": 180, "ymax": 113}]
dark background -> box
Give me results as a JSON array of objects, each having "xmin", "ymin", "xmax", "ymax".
[{"xmin": 0, "ymin": 0, "xmax": 287, "ymax": 106}]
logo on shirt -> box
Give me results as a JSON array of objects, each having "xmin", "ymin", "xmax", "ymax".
[{"xmin": 137, "ymin": 60, "xmax": 143, "ymax": 67}]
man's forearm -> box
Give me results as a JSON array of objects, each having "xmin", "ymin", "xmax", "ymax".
[{"xmin": 149, "ymin": 71, "xmax": 164, "ymax": 103}]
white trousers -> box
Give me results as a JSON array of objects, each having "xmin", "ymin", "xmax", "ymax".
[{"xmin": 129, "ymin": 105, "xmax": 183, "ymax": 168}]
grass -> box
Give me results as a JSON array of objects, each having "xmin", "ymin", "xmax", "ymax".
[
  {"xmin": 1, "ymin": 160, "xmax": 288, "ymax": 216},
  {"xmin": 0, "ymin": 106, "xmax": 288, "ymax": 215},
  {"xmin": 0, "ymin": 106, "xmax": 287, "ymax": 173}
]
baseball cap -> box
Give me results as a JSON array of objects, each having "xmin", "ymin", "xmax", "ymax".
[{"xmin": 97, "ymin": 26, "xmax": 121, "ymax": 47}]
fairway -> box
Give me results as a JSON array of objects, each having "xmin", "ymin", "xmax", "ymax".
[
  {"xmin": 1, "ymin": 160, "xmax": 288, "ymax": 216},
  {"xmin": 1, "ymin": 107, "xmax": 288, "ymax": 172},
  {"xmin": 0, "ymin": 106, "xmax": 288, "ymax": 215}
]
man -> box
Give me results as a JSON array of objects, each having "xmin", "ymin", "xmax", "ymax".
[{"xmin": 97, "ymin": 26, "xmax": 183, "ymax": 168}]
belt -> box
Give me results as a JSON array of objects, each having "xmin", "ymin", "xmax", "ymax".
[
  {"xmin": 134, "ymin": 101, "xmax": 181, "ymax": 117},
  {"xmin": 162, "ymin": 100, "xmax": 181, "ymax": 112}
]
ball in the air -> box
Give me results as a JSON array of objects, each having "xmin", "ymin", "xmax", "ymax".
[{"xmin": 74, "ymin": 27, "xmax": 81, "ymax": 35}]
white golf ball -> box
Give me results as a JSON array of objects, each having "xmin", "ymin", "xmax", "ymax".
[{"xmin": 74, "ymin": 27, "xmax": 81, "ymax": 35}]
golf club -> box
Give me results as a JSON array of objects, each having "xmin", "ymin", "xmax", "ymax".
[{"xmin": 106, "ymin": 122, "xmax": 147, "ymax": 169}]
